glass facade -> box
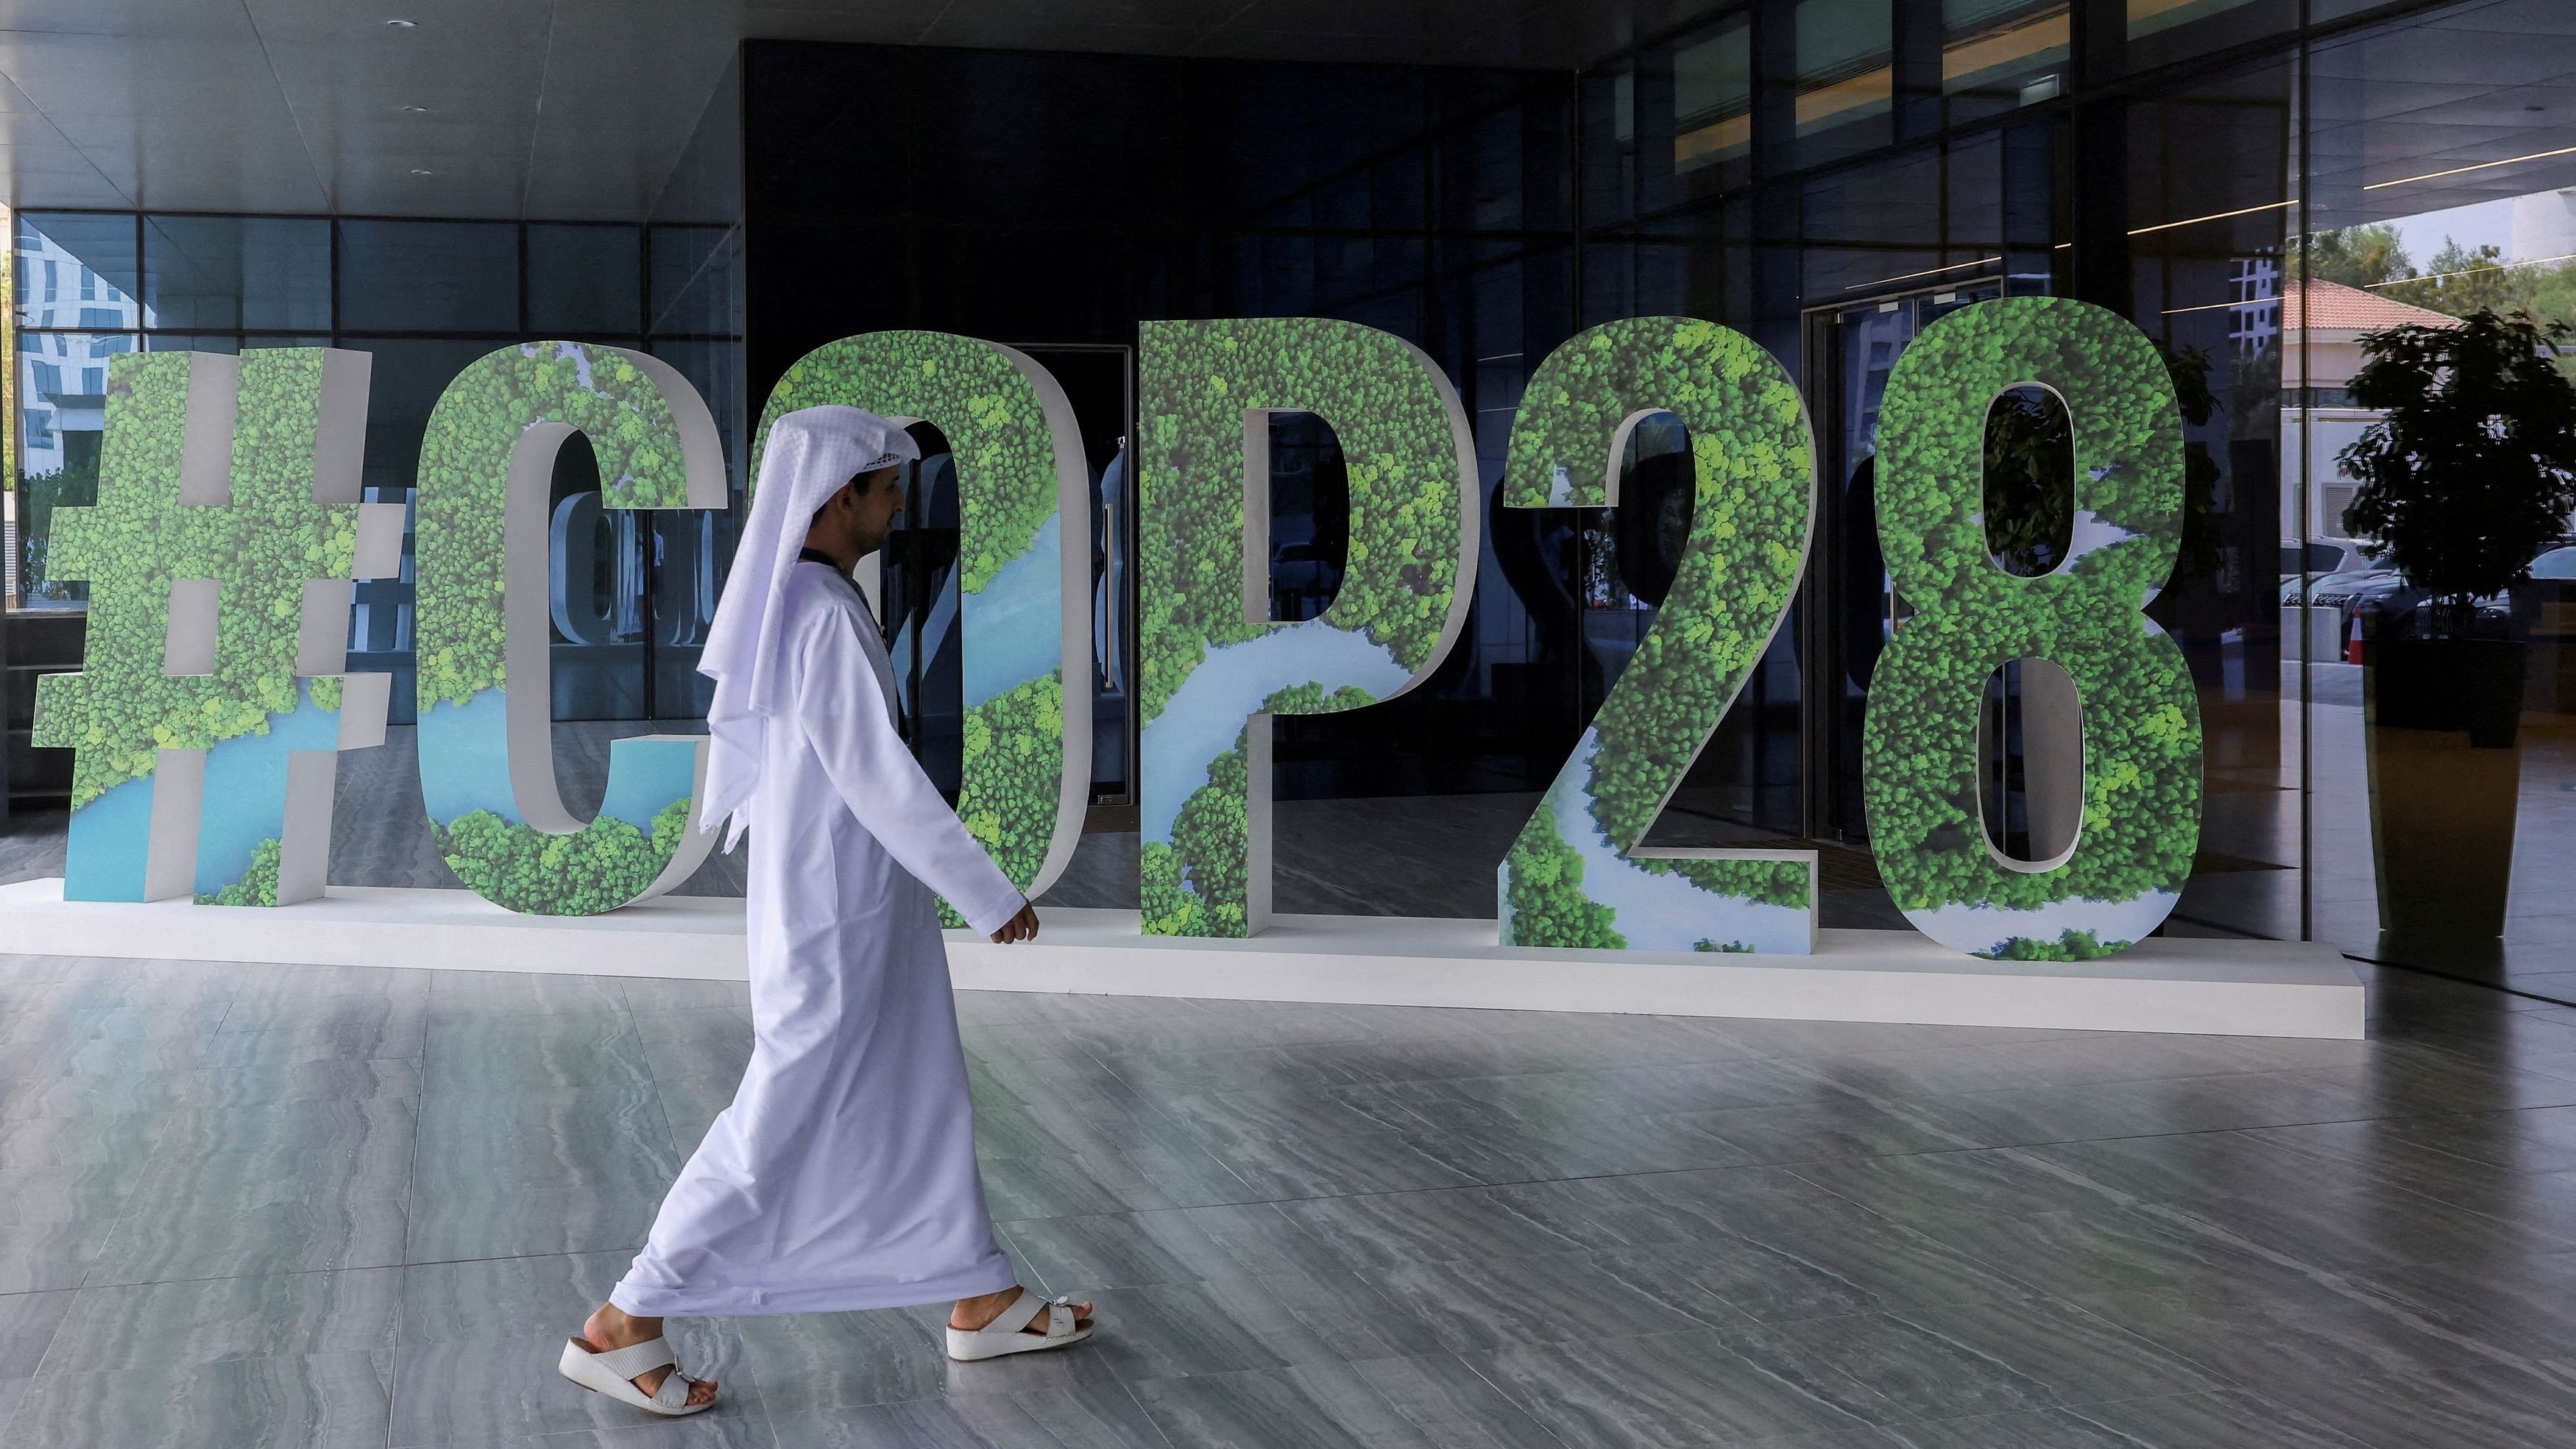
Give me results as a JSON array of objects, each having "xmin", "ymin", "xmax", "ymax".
[
  {"xmin": 10, "ymin": 0, "xmax": 2573, "ymax": 993},
  {"xmin": 9, "ymin": 210, "xmax": 746, "ymax": 735}
]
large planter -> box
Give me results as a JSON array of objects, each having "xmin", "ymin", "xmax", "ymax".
[
  {"xmin": 2368, "ymin": 638, "xmax": 2529, "ymax": 748},
  {"xmin": 2365, "ymin": 640, "xmax": 2528, "ymax": 939}
]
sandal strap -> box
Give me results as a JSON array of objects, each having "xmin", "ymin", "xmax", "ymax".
[
  {"xmin": 1041, "ymin": 1295, "xmax": 1080, "ymax": 1339},
  {"xmin": 980, "ymin": 1288, "xmax": 1047, "ymax": 1339},
  {"xmin": 651, "ymin": 1370, "xmax": 699, "ymax": 1411},
  {"xmin": 588, "ymin": 1336, "xmax": 677, "ymax": 1384}
]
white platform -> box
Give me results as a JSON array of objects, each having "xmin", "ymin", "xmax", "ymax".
[{"xmin": 0, "ymin": 880, "xmax": 2364, "ymax": 1038}]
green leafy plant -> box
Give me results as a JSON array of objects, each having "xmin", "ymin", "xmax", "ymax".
[{"xmin": 2339, "ymin": 310, "xmax": 2576, "ymax": 639}]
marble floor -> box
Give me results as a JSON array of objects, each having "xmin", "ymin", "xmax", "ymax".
[
  {"xmin": 1, "ymin": 940, "xmax": 2575, "ymax": 1447},
  {"xmin": 6, "ymin": 720, "xmax": 2576, "ymax": 1445}
]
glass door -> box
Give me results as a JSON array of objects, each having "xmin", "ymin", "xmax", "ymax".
[{"xmin": 1803, "ymin": 280, "xmax": 2011, "ymax": 847}]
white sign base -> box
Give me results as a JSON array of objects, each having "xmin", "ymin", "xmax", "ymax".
[{"xmin": 0, "ymin": 879, "xmax": 2363, "ymax": 1039}]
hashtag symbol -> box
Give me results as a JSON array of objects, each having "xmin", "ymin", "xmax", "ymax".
[{"xmin": 32, "ymin": 348, "xmax": 404, "ymax": 904}]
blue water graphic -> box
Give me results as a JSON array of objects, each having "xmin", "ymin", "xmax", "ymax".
[
  {"xmin": 598, "ymin": 737, "xmax": 701, "ymax": 834},
  {"xmin": 65, "ymin": 773, "xmax": 153, "ymax": 901},
  {"xmin": 195, "ymin": 692, "xmax": 341, "ymax": 895},
  {"xmin": 418, "ymin": 690, "xmax": 524, "ymax": 827},
  {"xmin": 962, "ymin": 513, "xmax": 1063, "ymax": 707},
  {"xmin": 419, "ymin": 687, "xmax": 692, "ymax": 834},
  {"xmin": 66, "ymin": 688, "xmax": 344, "ymax": 901},
  {"xmin": 1140, "ymin": 623, "xmax": 1412, "ymax": 845},
  {"xmin": 1525, "ymin": 729, "xmax": 1812, "ymax": 954}
]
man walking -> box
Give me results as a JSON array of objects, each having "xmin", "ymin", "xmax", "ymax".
[{"xmin": 559, "ymin": 406, "xmax": 1091, "ymax": 1417}]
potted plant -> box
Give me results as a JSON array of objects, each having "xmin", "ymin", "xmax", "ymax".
[{"xmin": 2339, "ymin": 309, "xmax": 2576, "ymax": 938}]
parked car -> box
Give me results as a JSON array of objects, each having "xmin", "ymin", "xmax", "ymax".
[
  {"xmin": 2282, "ymin": 538, "xmax": 2572, "ymax": 648},
  {"xmin": 2279, "ymin": 536, "xmax": 2377, "ymax": 584}
]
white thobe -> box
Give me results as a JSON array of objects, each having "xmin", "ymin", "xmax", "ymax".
[{"xmin": 614, "ymin": 560, "xmax": 1026, "ymax": 1317}]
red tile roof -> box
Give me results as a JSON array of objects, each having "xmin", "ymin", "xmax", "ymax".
[{"xmin": 2279, "ymin": 279, "xmax": 2462, "ymax": 333}]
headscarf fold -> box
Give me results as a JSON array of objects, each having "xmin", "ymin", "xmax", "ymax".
[{"xmin": 699, "ymin": 405, "xmax": 919, "ymax": 846}]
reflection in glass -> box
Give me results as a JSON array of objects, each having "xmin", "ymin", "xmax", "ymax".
[
  {"xmin": 1796, "ymin": 0, "xmax": 1894, "ymax": 152},
  {"xmin": 337, "ymin": 219, "xmax": 518, "ymax": 333},
  {"xmin": 13, "ymin": 213, "xmax": 139, "ymax": 330},
  {"xmin": 1942, "ymin": 1, "xmax": 2068, "ymax": 118},
  {"xmin": 527, "ymin": 224, "xmax": 642, "ymax": 336},
  {"xmin": 144, "ymin": 216, "xmax": 330, "ymax": 333},
  {"xmin": 14, "ymin": 330, "xmax": 135, "ymax": 608},
  {"xmin": 1673, "ymin": 20, "xmax": 1752, "ymax": 176}
]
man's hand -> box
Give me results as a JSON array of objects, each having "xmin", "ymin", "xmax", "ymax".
[{"xmin": 988, "ymin": 902, "xmax": 1040, "ymax": 944}]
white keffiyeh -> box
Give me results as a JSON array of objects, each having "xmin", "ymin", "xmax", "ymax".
[{"xmin": 698, "ymin": 405, "xmax": 918, "ymax": 846}]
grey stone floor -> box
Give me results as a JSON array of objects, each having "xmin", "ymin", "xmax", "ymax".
[{"xmin": 1, "ymin": 945, "xmax": 2575, "ymax": 1447}]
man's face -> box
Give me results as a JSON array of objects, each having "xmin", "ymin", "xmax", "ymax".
[
  {"xmin": 813, "ymin": 467, "xmax": 905, "ymax": 556},
  {"xmin": 849, "ymin": 466, "xmax": 906, "ymax": 543}
]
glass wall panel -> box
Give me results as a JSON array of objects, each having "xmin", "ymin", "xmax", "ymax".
[
  {"xmin": 2287, "ymin": 0, "xmax": 2576, "ymax": 994},
  {"xmin": 144, "ymin": 216, "xmax": 330, "ymax": 332},
  {"xmin": 1672, "ymin": 15, "xmax": 1755, "ymax": 190},
  {"xmin": 1796, "ymin": 0, "xmax": 1895, "ymax": 163},
  {"xmin": 2129, "ymin": 60, "xmax": 2299, "ymax": 942},
  {"xmin": 336, "ymin": 219, "xmax": 519, "ymax": 333},
  {"xmin": 526, "ymin": 224, "xmax": 643, "ymax": 336},
  {"xmin": 10, "ymin": 328, "xmax": 132, "ymax": 609},
  {"xmin": 2124, "ymin": 0, "xmax": 2299, "ymax": 71},
  {"xmin": 649, "ymin": 224, "xmax": 741, "ymax": 339},
  {"xmin": 1940, "ymin": 0, "xmax": 2068, "ymax": 124},
  {"xmin": 14, "ymin": 213, "xmax": 138, "ymax": 331}
]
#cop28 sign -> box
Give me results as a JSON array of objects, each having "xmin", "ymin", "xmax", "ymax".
[{"xmin": 33, "ymin": 297, "xmax": 2202, "ymax": 963}]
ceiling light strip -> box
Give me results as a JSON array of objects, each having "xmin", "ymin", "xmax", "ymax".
[
  {"xmin": 2127, "ymin": 200, "xmax": 2296, "ymax": 236},
  {"xmin": 2363, "ymin": 144, "xmax": 2576, "ymax": 193},
  {"xmin": 1841, "ymin": 255, "xmax": 2001, "ymax": 291}
]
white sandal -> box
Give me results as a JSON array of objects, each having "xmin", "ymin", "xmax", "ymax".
[
  {"xmin": 946, "ymin": 1287, "xmax": 1094, "ymax": 1361},
  {"xmin": 557, "ymin": 1335, "xmax": 715, "ymax": 1416}
]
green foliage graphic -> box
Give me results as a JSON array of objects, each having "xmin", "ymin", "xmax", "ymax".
[
  {"xmin": 1496, "ymin": 317, "xmax": 1817, "ymax": 949},
  {"xmin": 1992, "ymin": 930, "xmax": 2123, "ymax": 962},
  {"xmin": 35, "ymin": 350, "xmax": 364, "ymax": 812},
  {"xmin": 1501, "ymin": 802, "xmax": 1624, "ymax": 950},
  {"xmin": 937, "ymin": 671, "xmax": 1067, "ymax": 929},
  {"xmin": 754, "ymin": 333, "xmax": 1075, "ymax": 918},
  {"xmin": 414, "ymin": 343, "xmax": 698, "ymax": 711},
  {"xmin": 1863, "ymin": 297, "xmax": 2201, "ymax": 958},
  {"xmin": 414, "ymin": 342, "xmax": 710, "ymax": 915},
  {"xmin": 434, "ymin": 799, "xmax": 694, "ymax": 917},
  {"xmin": 1142, "ymin": 683, "xmax": 1375, "ymax": 938},
  {"xmin": 1137, "ymin": 319, "xmax": 1468, "ymax": 938},
  {"xmin": 1136, "ymin": 319, "xmax": 1464, "ymax": 727},
  {"xmin": 197, "ymin": 837, "xmax": 284, "ymax": 907},
  {"xmin": 751, "ymin": 332, "xmax": 1061, "ymax": 589}
]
